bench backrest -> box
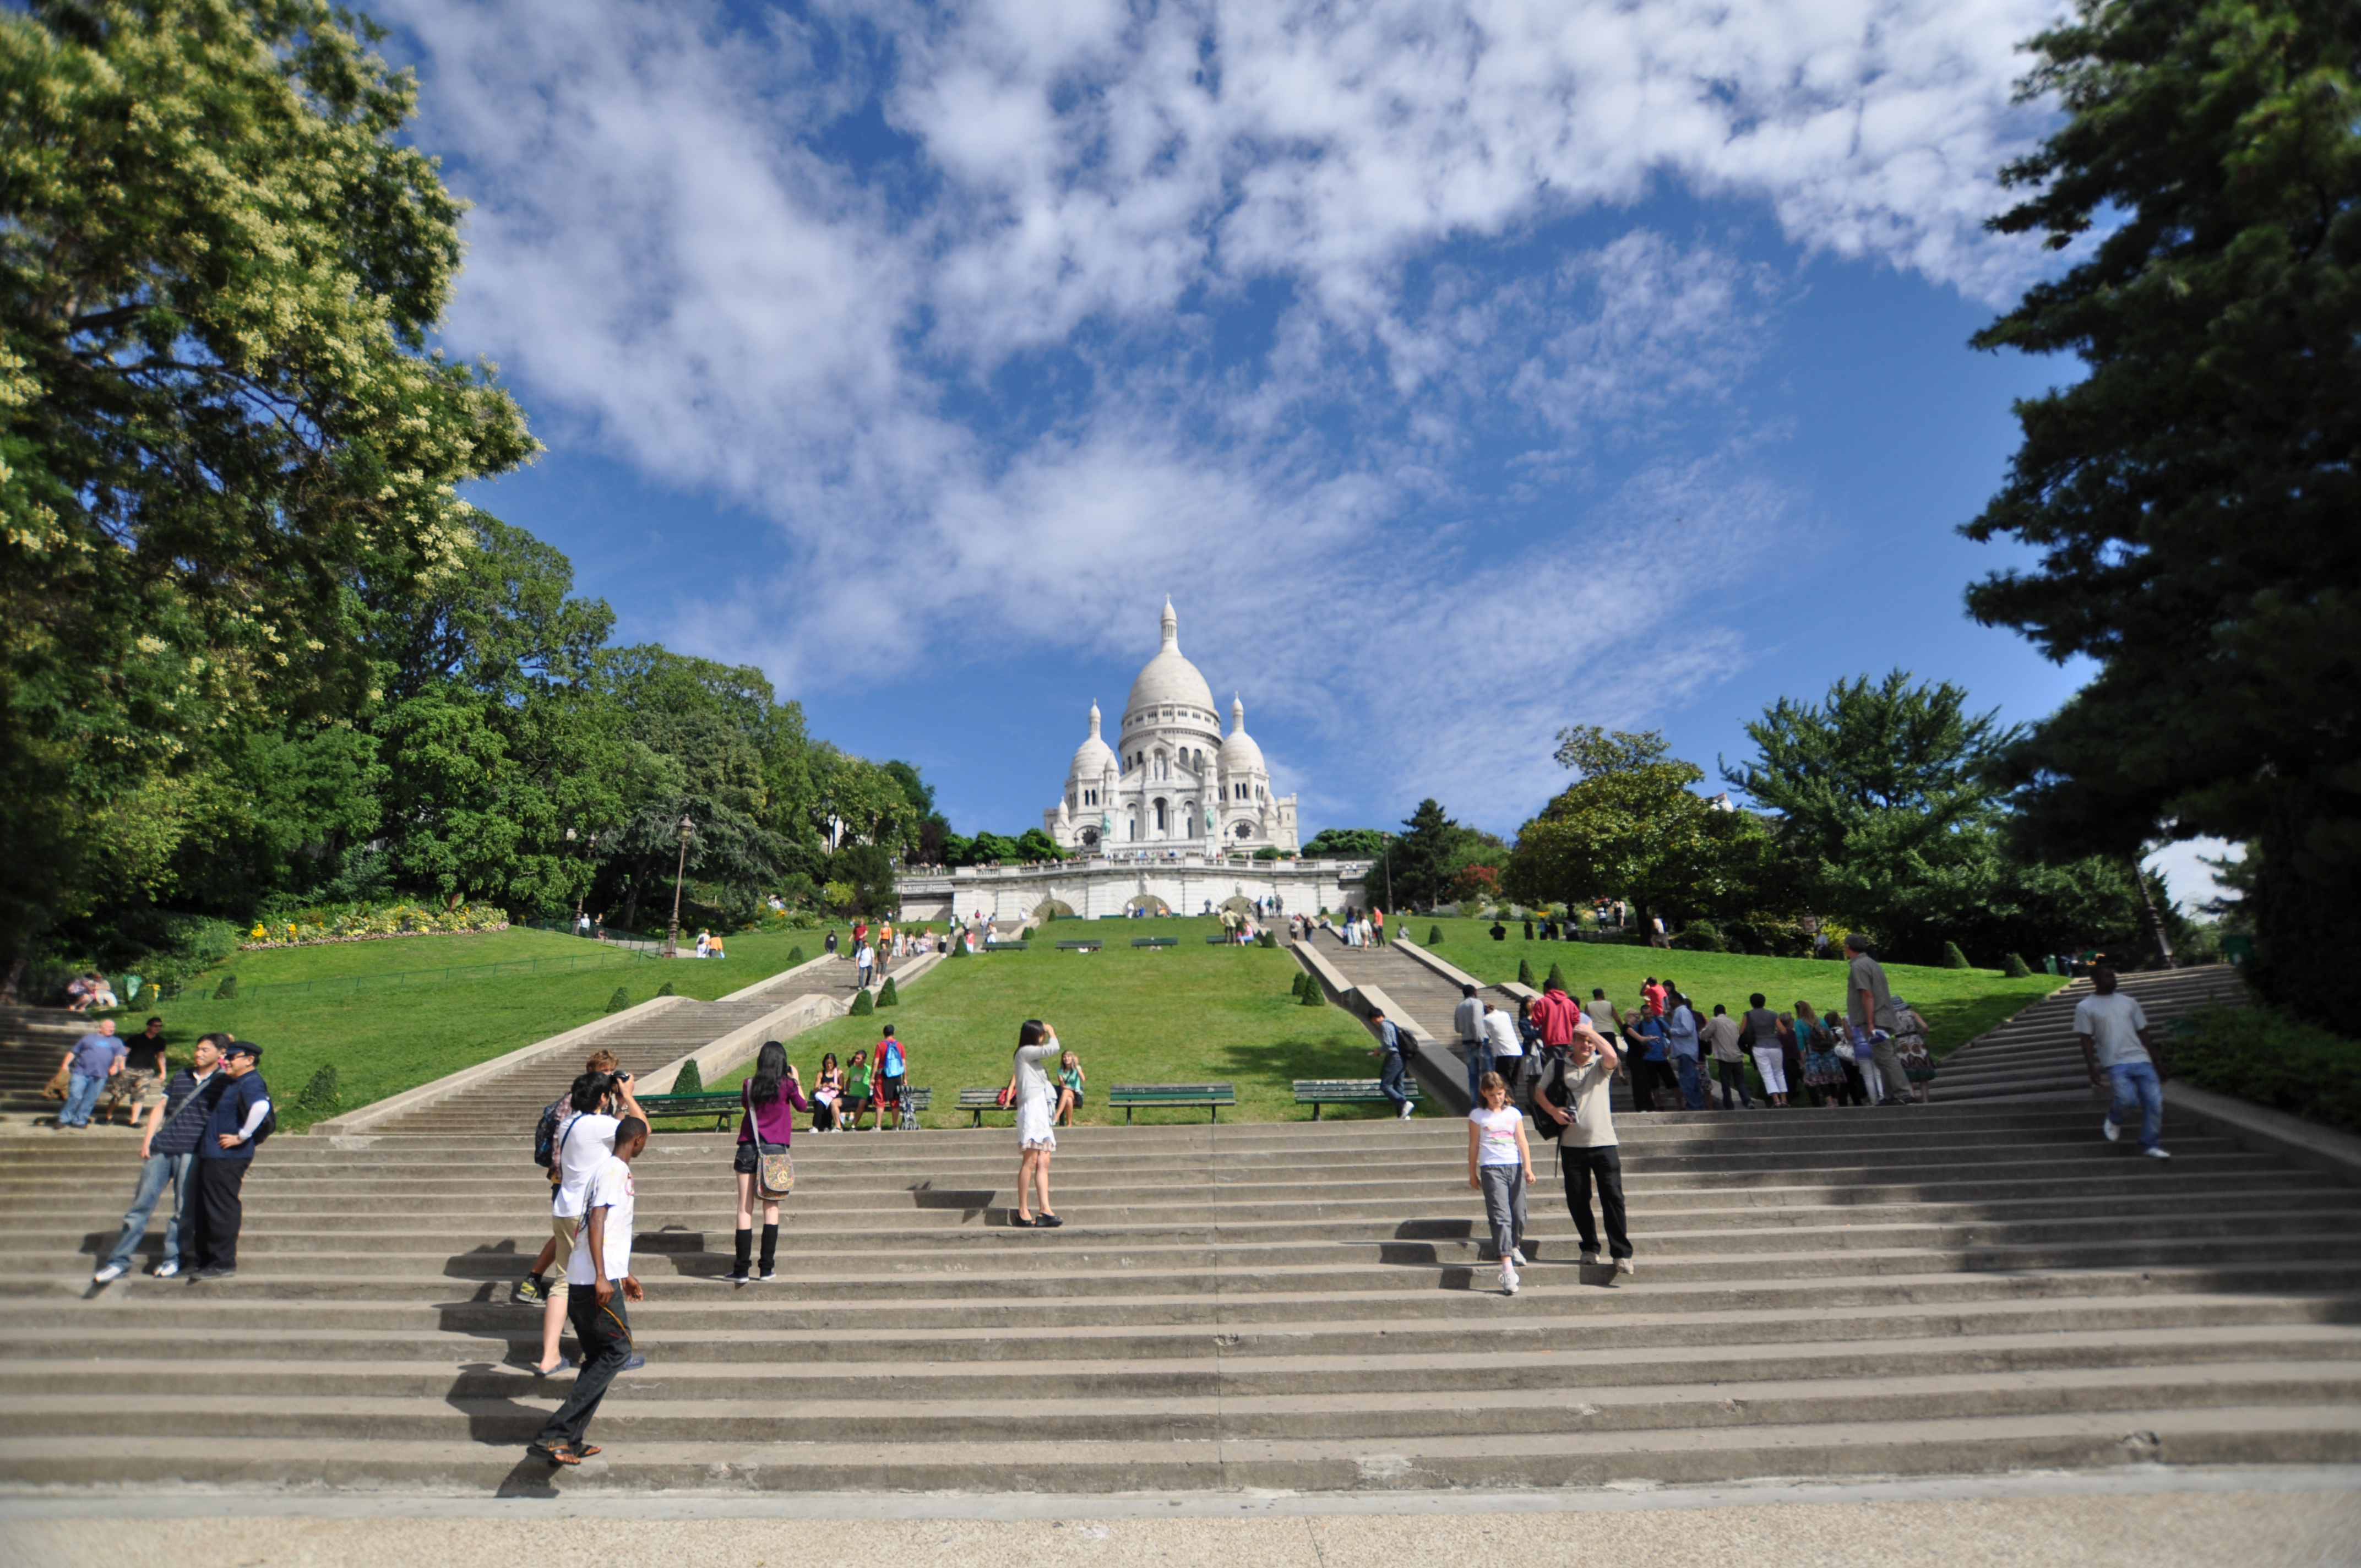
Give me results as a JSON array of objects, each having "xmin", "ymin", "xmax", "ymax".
[
  {"xmin": 956, "ymin": 1087, "xmax": 1003, "ymax": 1107},
  {"xmin": 1130, "ymin": 937, "xmax": 1177, "ymax": 948},
  {"xmin": 1107, "ymin": 1082, "xmax": 1236, "ymax": 1101}
]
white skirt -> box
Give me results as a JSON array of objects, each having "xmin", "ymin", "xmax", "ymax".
[
  {"xmin": 1753, "ymin": 1046, "xmax": 1788, "ymax": 1095},
  {"xmin": 1016, "ymin": 1099, "xmax": 1057, "ymax": 1151}
]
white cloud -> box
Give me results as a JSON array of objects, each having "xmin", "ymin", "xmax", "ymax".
[{"xmin": 380, "ymin": 0, "xmax": 2060, "ymax": 822}]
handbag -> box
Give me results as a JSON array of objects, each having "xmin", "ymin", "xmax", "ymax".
[
  {"xmin": 746, "ymin": 1087, "xmax": 795, "ymax": 1199},
  {"xmin": 42, "ymin": 1063, "xmax": 71, "ymax": 1101},
  {"xmin": 994, "ymin": 1080, "xmax": 1016, "ymax": 1109}
]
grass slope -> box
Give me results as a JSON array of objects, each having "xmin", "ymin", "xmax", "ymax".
[
  {"xmin": 1402, "ymin": 918, "xmax": 2059, "ymax": 1058},
  {"xmin": 718, "ymin": 917, "xmax": 1387, "ymax": 1127},
  {"xmin": 123, "ymin": 928, "xmax": 830, "ymax": 1132}
]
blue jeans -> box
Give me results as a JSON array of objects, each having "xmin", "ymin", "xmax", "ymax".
[
  {"xmin": 1673, "ymin": 1055, "xmax": 1705, "ymax": 1109},
  {"xmin": 1378, "ymin": 1050, "xmax": 1410, "ymax": 1109},
  {"xmin": 2107, "ymin": 1061, "xmax": 2164, "ymax": 1151},
  {"xmin": 61, "ymin": 1071, "xmax": 106, "ymax": 1126},
  {"xmin": 1464, "ymin": 1044, "xmax": 1494, "ymax": 1106},
  {"xmin": 101, "ymin": 1152, "xmax": 195, "ymax": 1273}
]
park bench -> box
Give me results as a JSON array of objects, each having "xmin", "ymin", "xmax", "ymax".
[
  {"xmin": 1293, "ymin": 1079, "xmax": 1422, "ymax": 1121},
  {"xmin": 1054, "ymin": 939, "xmax": 1103, "ymax": 952},
  {"xmin": 959, "ymin": 1087, "xmax": 1010, "ymax": 1126},
  {"xmin": 1108, "ymin": 1082, "xmax": 1236, "ymax": 1122},
  {"xmin": 633, "ymin": 1091, "xmax": 741, "ymax": 1131},
  {"xmin": 1130, "ymin": 937, "xmax": 1178, "ymax": 949},
  {"xmin": 984, "ymin": 940, "xmax": 1030, "ymax": 952}
]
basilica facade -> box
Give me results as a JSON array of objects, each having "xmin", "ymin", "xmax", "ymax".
[{"xmin": 1045, "ymin": 601, "xmax": 1300, "ymax": 854}]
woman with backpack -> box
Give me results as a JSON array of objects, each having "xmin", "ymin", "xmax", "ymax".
[{"xmin": 729, "ymin": 1042, "xmax": 808, "ymax": 1283}]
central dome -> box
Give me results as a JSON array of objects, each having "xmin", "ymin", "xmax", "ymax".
[{"xmin": 1124, "ymin": 599, "xmax": 1216, "ymax": 719}]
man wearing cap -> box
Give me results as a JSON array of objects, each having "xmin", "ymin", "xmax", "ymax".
[{"xmin": 187, "ymin": 1042, "xmax": 271, "ymax": 1281}]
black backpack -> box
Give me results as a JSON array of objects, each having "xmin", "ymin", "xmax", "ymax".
[{"xmin": 532, "ymin": 1095, "xmax": 569, "ymax": 1170}]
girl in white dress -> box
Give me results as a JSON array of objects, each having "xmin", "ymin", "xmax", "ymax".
[{"xmin": 1011, "ymin": 1020, "xmax": 1064, "ymax": 1228}]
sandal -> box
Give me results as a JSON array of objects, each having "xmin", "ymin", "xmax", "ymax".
[{"xmin": 526, "ymin": 1442, "xmax": 581, "ymax": 1466}]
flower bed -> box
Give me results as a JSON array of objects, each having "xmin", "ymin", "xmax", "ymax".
[{"xmin": 241, "ymin": 903, "xmax": 509, "ymax": 949}]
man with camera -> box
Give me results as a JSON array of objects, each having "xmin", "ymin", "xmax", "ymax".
[{"xmin": 1532, "ymin": 1012, "xmax": 1635, "ymax": 1276}]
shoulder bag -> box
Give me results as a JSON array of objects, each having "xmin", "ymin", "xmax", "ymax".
[{"xmin": 746, "ymin": 1086, "xmax": 795, "ymax": 1200}]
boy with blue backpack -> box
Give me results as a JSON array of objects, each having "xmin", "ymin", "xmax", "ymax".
[{"xmin": 873, "ymin": 1026, "xmax": 911, "ymax": 1132}]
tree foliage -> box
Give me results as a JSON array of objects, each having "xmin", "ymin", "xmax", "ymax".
[{"xmin": 1964, "ymin": 0, "xmax": 2361, "ymax": 1010}]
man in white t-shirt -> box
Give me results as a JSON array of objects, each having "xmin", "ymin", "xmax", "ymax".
[
  {"xmin": 2075, "ymin": 967, "xmax": 2169, "ymax": 1158},
  {"xmin": 530, "ymin": 1116, "xmax": 646, "ymax": 1466}
]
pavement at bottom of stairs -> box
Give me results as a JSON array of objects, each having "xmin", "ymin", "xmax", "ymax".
[{"xmin": 2, "ymin": 1464, "xmax": 2355, "ymax": 1568}]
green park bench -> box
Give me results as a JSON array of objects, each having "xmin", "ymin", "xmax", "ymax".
[
  {"xmin": 1108, "ymin": 1082, "xmax": 1236, "ymax": 1122},
  {"xmin": 1130, "ymin": 937, "xmax": 1178, "ymax": 949},
  {"xmin": 984, "ymin": 940, "xmax": 1030, "ymax": 952},
  {"xmin": 959, "ymin": 1087, "xmax": 1010, "ymax": 1126},
  {"xmin": 1054, "ymin": 939, "xmax": 1103, "ymax": 952},
  {"xmin": 1293, "ymin": 1079, "xmax": 1422, "ymax": 1120},
  {"xmin": 633, "ymin": 1091, "xmax": 741, "ymax": 1131}
]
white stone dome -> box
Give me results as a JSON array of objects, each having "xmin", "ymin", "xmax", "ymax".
[
  {"xmin": 1218, "ymin": 695, "xmax": 1266, "ymax": 775},
  {"xmin": 1070, "ymin": 702, "xmax": 1116, "ymax": 778},
  {"xmin": 1125, "ymin": 599, "xmax": 1216, "ymax": 719}
]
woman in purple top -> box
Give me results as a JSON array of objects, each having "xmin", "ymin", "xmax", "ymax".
[{"xmin": 730, "ymin": 1041, "xmax": 808, "ymax": 1283}]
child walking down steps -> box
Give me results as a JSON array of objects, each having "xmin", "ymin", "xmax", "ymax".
[{"xmin": 1467, "ymin": 1070, "xmax": 1532, "ymax": 1295}]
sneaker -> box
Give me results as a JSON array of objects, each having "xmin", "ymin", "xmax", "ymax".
[
  {"xmin": 1579, "ymin": 1250, "xmax": 1601, "ymax": 1268},
  {"xmin": 510, "ymin": 1278, "xmax": 546, "ymax": 1306},
  {"xmin": 1397, "ymin": 1102, "xmax": 1414, "ymax": 1119},
  {"xmin": 723, "ymin": 1268, "xmax": 750, "ymax": 1284},
  {"xmin": 2143, "ymin": 1146, "xmax": 2172, "ymax": 1161},
  {"xmin": 2102, "ymin": 1116, "xmax": 2121, "ymax": 1142},
  {"xmin": 1615, "ymin": 1257, "xmax": 1636, "ymax": 1277},
  {"xmin": 1509, "ymin": 1248, "xmax": 1528, "ymax": 1267},
  {"xmin": 753, "ymin": 1268, "xmax": 775, "ymax": 1283},
  {"xmin": 187, "ymin": 1266, "xmax": 234, "ymax": 1281},
  {"xmin": 1500, "ymin": 1264, "xmax": 1520, "ymax": 1295},
  {"xmin": 91, "ymin": 1262, "xmax": 126, "ymax": 1284},
  {"xmin": 621, "ymin": 1353, "xmax": 646, "ymax": 1371},
  {"xmin": 150, "ymin": 1262, "xmax": 178, "ymax": 1278}
]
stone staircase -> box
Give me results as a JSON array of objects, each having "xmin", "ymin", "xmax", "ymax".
[
  {"xmin": 0, "ymin": 1005, "xmax": 101, "ymax": 1124},
  {"xmin": 1938, "ymin": 965, "xmax": 2248, "ymax": 1106},
  {"xmin": 2, "ymin": 1080, "xmax": 2355, "ymax": 1491}
]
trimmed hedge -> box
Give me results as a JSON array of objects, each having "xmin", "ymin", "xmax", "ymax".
[
  {"xmin": 2170, "ymin": 1004, "xmax": 2361, "ymax": 1136},
  {"xmin": 605, "ymin": 986, "xmax": 630, "ymax": 1014},
  {"xmin": 1517, "ymin": 958, "xmax": 1537, "ymax": 987},
  {"xmin": 1941, "ymin": 940, "xmax": 1972, "ymax": 970},
  {"xmin": 849, "ymin": 988, "xmax": 875, "ymax": 1016},
  {"xmin": 672, "ymin": 1058, "xmax": 705, "ymax": 1096},
  {"xmin": 2003, "ymin": 952, "xmax": 2033, "ymax": 978},
  {"xmin": 878, "ymin": 976, "xmax": 899, "ymax": 1008},
  {"xmin": 1299, "ymin": 977, "xmax": 1326, "ymax": 1006}
]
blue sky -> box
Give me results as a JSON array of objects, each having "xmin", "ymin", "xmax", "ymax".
[{"xmin": 371, "ymin": 0, "xmax": 2231, "ymax": 903}]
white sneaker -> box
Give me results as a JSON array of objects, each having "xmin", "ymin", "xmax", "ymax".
[
  {"xmin": 2144, "ymin": 1146, "xmax": 2172, "ymax": 1160},
  {"xmin": 1579, "ymin": 1250, "xmax": 1601, "ymax": 1268},
  {"xmin": 1509, "ymin": 1248, "xmax": 1528, "ymax": 1266},
  {"xmin": 91, "ymin": 1262, "xmax": 126, "ymax": 1283},
  {"xmin": 1500, "ymin": 1265, "xmax": 1520, "ymax": 1295},
  {"xmin": 151, "ymin": 1261, "xmax": 178, "ymax": 1278},
  {"xmin": 1397, "ymin": 1102, "xmax": 1414, "ymax": 1119},
  {"xmin": 1615, "ymin": 1257, "xmax": 1636, "ymax": 1277},
  {"xmin": 2102, "ymin": 1116, "xmax": 2121, "ymax": 1142}
]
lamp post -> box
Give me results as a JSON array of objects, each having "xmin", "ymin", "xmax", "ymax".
[
  {"xmin": 665, "ymin": 814, "xmax": 694, "ymax": 959},
  {"xmin": 568, "ymin": 829, "xmax": 601, "ymax": 932}
]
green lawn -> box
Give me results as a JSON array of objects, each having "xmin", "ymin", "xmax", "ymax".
[
  {"xmin": 1399, "ymin": 918, "xmax": 2060, "ymax": 1058},
  {"xmin": 117, "ymin": 926, "xmax": 834, "ymax": 1133},
  {"xmin": 715, "ymin": 917, "xmax": 1391, "ymax": 1128}
]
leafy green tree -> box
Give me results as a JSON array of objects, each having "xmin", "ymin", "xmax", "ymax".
[
  {"xmin": 1725, "ymin": 673, "xmax": 2144, "ymax": 963},
  {"xmin": 1386, "ymin": 801, "xmax": 1460, "ymax": 910},
  {"xmin": 1505, "ymin": 728, "xmax": 1770, "ymax": 934},
  {"xmin": 1302, "ymin": 827, "xmax": 1389, "ymax": 859},
  {"xmin": 1963, "ymin": 0, "xmax": 2361, "ymax": 1010},
  {"xmin": 0, "ymin": 0, "xmax": 535, "ymax": 975},
  {"xmin": 1013, "ymin": 828, "xmax": 1068, "ymax": 862}
]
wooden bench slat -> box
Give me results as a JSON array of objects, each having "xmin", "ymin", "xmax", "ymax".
[
  {"xmin": 1290, "ymin": 1077, "xmax": 1421, "ymax": 1120},
  {"xmin": 1106, "ymin": 1081, "xmax": 1236, "ymax": 1123}
]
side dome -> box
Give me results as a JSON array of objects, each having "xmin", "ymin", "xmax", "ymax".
[
  {"xmin": 1070, "ymin": 701, "xmax": 1117, "ymax": 778},
  {"xmin": 1217, "ymin": 695, "xmax": 1266, "ymax": 774},
  {"xmin": 1125, "ymin": 599, "xmax": 1216, "ymax": 718}
]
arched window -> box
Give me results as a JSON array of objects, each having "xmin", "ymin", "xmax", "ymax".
[{"xmin": 1153, "ymin": 798, "xmax": 1167, "ymax": 832}]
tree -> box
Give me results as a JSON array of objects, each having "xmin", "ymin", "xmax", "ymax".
[
  {"xmin": 1963, "ymin": 0, "xmax": 2361, "ymax": 1012},
  {"xmin": 1387, "ymin": 801, "xmax": 1459, "ymax": 911},
  {"xmin": 1724, "ymin": 673, "xmax": 2145, "ymax": 963},
  {"xmin": 1301, "ymin": 827, "xmax": 1388, "ymax": 859},
  {"xmin": 1504, "ymin": 728, "xmax": 1764, "ymax": 933},
  {"xmin": 1, "ymin": 0, "xmax": 535, "ymax": 974}
]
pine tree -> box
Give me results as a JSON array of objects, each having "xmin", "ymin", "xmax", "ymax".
[
  {"xmin": 672, "ymin": 1058, "xmax": 704, "ymax": 1096},
  {"xmin": 1546, "ymin": 961, "xmax": 1569, "ymax": 993},
  {"xmin": 1517, "ymin": 957, "xmax": 1537, "ymax": 987},
  {"xmin": 605, "ymin": 986, "xmax": 630, "ymax": 1014},
  {"xmin": 849, "ymin": 988, "xmax": 875, "ymax": 1016},
  {"xmin": 1290, "ymin": 971, "xmax": 1308, "ymax": 999},
  {"xmin": 1299, "ymin": 977, "xmax": 1326, "ymax": 1006},
  {"xmin": 296, "ymin": 1065, "xmax": 340, "ymax": 1114},
  {"xmin": 878, "ymin": 976, "xmax": 899, "ymax": 1008}
]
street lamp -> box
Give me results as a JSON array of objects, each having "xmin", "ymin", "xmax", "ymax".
[
  {"xmin": 569, "ymin": 829, "xmax": 600, "ymax": 932},
  {"xmin": 665, "ymin": 814, "xmax": 695, "ymax": 958}
]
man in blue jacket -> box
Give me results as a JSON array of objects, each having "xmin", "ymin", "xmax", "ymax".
[{"xmin": 188, "ymin": 1041, "xmax": 271, "ymax": 1281}]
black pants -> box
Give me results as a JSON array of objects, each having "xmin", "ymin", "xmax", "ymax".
[
  {"xmin": 1560, "ymin": 1145, "xmax": 1631, "ymax": 1259},
  {"xmin": 1714, "ymin": 1059, "xmax": 1752, "ymax": 1107},
  {"xmin": 189, "ymin": 1157, "xmax": 249, "ymax": 1270},
  {"xmin": 536, "ymin": 1288, "xmax": 633, "ymax": 1451},
  {"xmin": 1627, "ymin": 1059, "xmax": 1665, "ymax": 1112}
]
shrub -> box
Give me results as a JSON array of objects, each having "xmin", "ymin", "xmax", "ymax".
[
  {"xmin": 1546, "ymin": 962, "xmax": 1569, "ymax": 993},
  {"xmin": 2170, "ymin": 1004, "xmax": 2361, "ymax": 1136},
  {"xmin": 1517, "ymin": 958, "xmax": 1537, "ymax": 987},
  {"xmin": 2003, "ymin": 952, "xmax": 2034, "ymax": 978},
  {"xmin": 656, "ymin": 981, "xmax": 676, "ymax": 997},
  {"xmin": 1940, "ymin": 940, "xmax": 1972, "ymax": 970},
  {"xmin": 295, "ymin": 1065, "xmax": 340, "ymax": 1114},
  {"xmin": 1257, "ymin": 931, "xmax": 1277, "ymax": 949},
  {"xmin": 849, "ymin": 988, "xmax": 875, "ymax": 1016},
  {"xmin": 213, "ymin": 974, "xmax": 239, "ymax": 1000},
  {"xmin": 787, "ymin": 945, "xmax": 806, "ymax": 966},
  {"xmin": 878, "ymin": 976, "xmax": 899, "ymax": 1008},
  {"xmin": 1299, "ymin": 977, "xmax": 1326, "ymax": 1006},
  {"xmin": 1429, "ymin": 924, "xmax": 1444, "ymax": 944},
  {"xmin": 1669, "ymin": 922, "xmax": 1727, "ymax": 952},
  {"xmin": 1289, "ymin": 971, "xmax": 1308, "ymax": 999},
  {"xmin": 605, "ymin": 987, "xmax": 630, "ymax": 1014},
  {"xmin": 951, "ymin": 938, "xmax": 968, "ymax": 958},
  {"xmin": 672, "ymin": 1058, "xmax": 704, "ymax": 1096}
]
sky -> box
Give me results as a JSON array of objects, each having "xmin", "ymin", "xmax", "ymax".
[{"xmin": 370, "ymin": 0, "xmax": 2230, "ymax": 907}]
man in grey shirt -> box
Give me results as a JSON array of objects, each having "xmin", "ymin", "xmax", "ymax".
[
  {"xmin": 2076, "ymin": 966, "xmax": 2169, "ymax": 1158},
  {"xmin": 1533, "ymin": 1015, "xmax": 1633, "ymax": 1275},
  {"xmin": 1845, "ymin": 933, "xmax": 1910, "ymax": 1105},
  {"xmin": 1452, "ymin": 984, "xmax": 1489, "ymax": 1106}
]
